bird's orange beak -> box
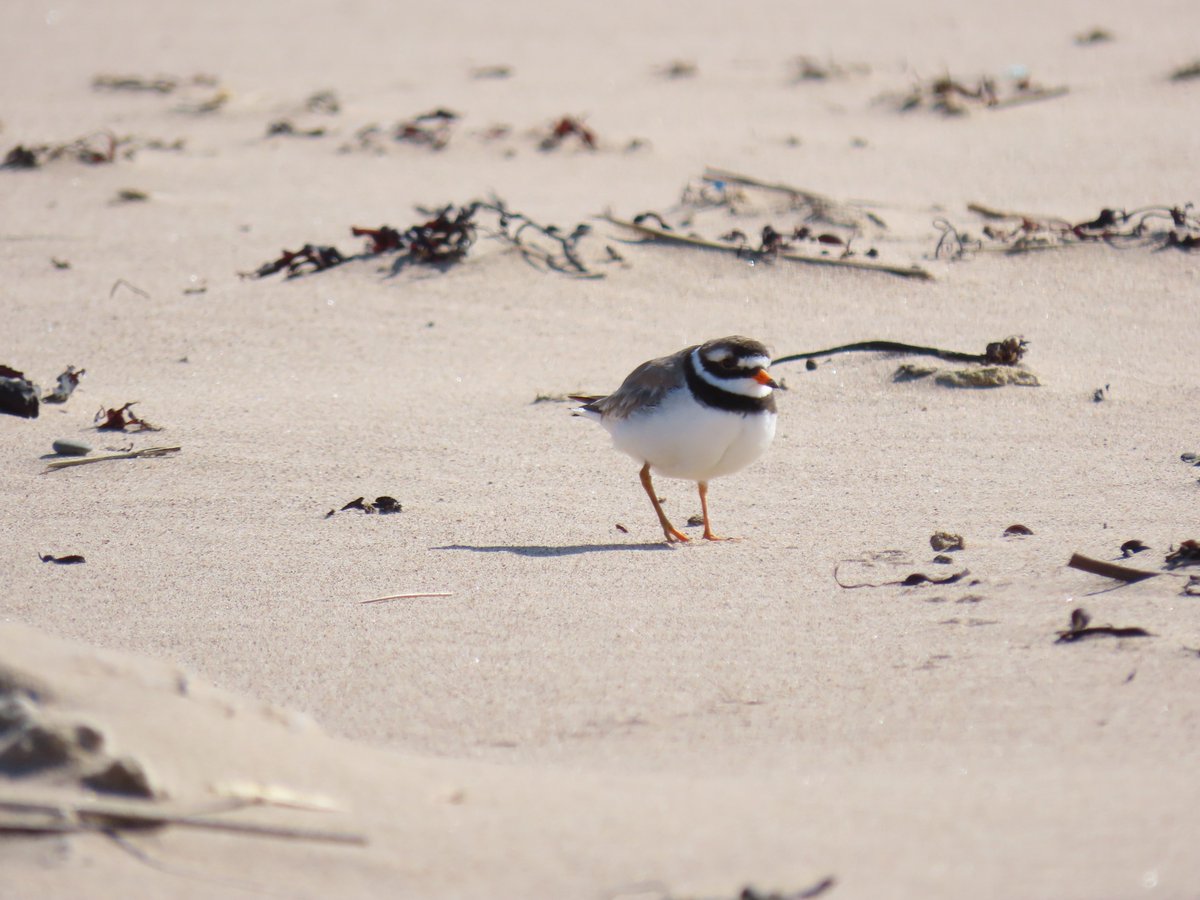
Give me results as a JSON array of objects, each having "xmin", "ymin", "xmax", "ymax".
[{"xmin": 754, "ymin": 369, "xmax": 779, "ymax": 388}]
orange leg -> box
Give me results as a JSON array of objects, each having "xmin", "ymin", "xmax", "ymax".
[
  {"xmin": 639, "ymin": 463, "xmax": 689, "ymax": 543},
  {"xmin": 698, "ymin": 481, "xmax": 735, "ymax": 541}
]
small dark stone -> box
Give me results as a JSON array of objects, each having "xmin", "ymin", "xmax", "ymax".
[
  {"xmin": 1004, "ymin": 524, "xmax": 1033, "ymax": 536},
  {"xmin": 930, "ymin": 531, "xmax": 964, "ymax": 552},
  {"xmin": 932, "ymin": 554, "xmax": 954, "ymax": 565},
  {"xmin": 81, "ymin": 756, "xmax": 157, "ymax": 798},
  {"xmin": 0, "ymin": 724, "xmax": 75, "ymax": 774}
]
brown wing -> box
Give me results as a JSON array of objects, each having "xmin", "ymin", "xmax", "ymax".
[{"xmin": 589, "ymin": 348, "xmax": 692, "ymax": 420}]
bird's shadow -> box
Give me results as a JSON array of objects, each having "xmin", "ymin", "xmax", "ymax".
[{"xmin": 433, "ymin": 542, "xmax": 672, "ymax": 557}]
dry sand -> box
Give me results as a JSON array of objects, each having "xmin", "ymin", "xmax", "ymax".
[{"xmin": 3, "ymin": 1, "xmax": 1200, "ymax": 897}]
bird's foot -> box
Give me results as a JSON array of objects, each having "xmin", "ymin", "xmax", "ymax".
[{"xmin": 664, "ymin": 526, "xmax": 691, "ymax": 543}]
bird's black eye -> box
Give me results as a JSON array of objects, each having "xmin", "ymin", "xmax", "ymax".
[{"xmin": 719, "ymin": 357, "xmax": 737, "ymax": 370}]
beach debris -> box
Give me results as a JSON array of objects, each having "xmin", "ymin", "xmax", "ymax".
[
  {"xmin": 658, "ymin": 877, "xmax": 836, "ymax": 900},
  {"xmin": 1182, "ymin": 452, "xmax": 1199, "ymax": 465},
  {"xmin": 92, "ymin": 72, "xmax": 218, "ymax": 94},
  {"xmin": 110, "ymin": 278, "xmax": 150, "ymax": 299},
  {"xmin": 1055, "ymin": 607, "xmax": 1152, "ymax": 643},
  {"xmin": 360, "ymin": 591, "xmax": 453, "ymax": 605},
  {"xmin": 1067, "ymin": 552, "xmax": 1159, "ymax": 583},
  {"xmin": 539, "ymin": 115, "xmax": 596, "ymax": 151},
  {"xmin": 1004, "ymin": 524, "xmax": 1033, "ymax": 536},
  {"xmin": 656, "ymin": 59, "xmax": 698, "ymax": 79},
  {"xmin": 1092, "ymin": 384, "xmax": 1110, "ymax": 402},
  {"xmin": 932, "ymin": 554, "xmax": 954, "ymax": 565},
  {"xmin": 51, "ymin": 258, "xmax": 71, "ymax": 269},
  {"xmin": 790, "ymin": 55, "xmax": 868, "ymax": 82},
  {"xmin": 113, "ymin": 188, "xmax": 149, "ymax": 203},
  {"xmin": 81, "ymin": 756, "xmax": 156, "ymax": 798},
  {"xmin": 1075, "ymin": 28, "xmax": 1114, "ymax": 45},
  {"xmin": 95, "ymin": 402, "xmax": 158, "ymax": 432},
  {"xmin": 304, "ymin": 90, "xmax": 340, "ymax": 114},
  {"xmin": 1, "ymin": 130, "xmax": 117, "ymax": 169},
  {"xmin": 834, "ymin": 550, "xmax": 969, "ymax": 589},
  {"xmin": 395, "ymin": 108, "xmax": 458, "ymax": 149},
  {"xmin": 895, "ymin": 70, "xmax": 1068, "ymax": 115},
  {"xmin": 39, "ymin": 553, "xmax": 86, "ymax": 565},
  {"xmin": 1120, "ymin": 540, "xmax": 1149, "ymax": 557},
  {"xmin": 42, "ymin": 366, "xmax": 85, "ymax": 404},
  {"xmin": 1165, "ymin": 540, "xmax": 1200, "ymax": 570},
  {"xmin": 244, "ymin": 243, "xmax": 346, "ymax": 279},
  {"xmin": 615, "ymin": 523, "xmax": 629, "ymax": 534},
  {"xmin": 775, "ymin": 337, "xmax": 1030, "ymax": 380},
  {"xmin": 325, "ymin": 496, "xmax": 403, "ymax": 517},
  {"xmin": 470, "ymin": 64, "xmax": 512, "ymax": 79},
  {"xmin": 606, "ymin": 167, "xmax": 929, "ymax": 277},
  {"xmin": 0, "ymin": 794, "xmax": 366, "ymax": 844},
  {"xmin": 266, "ymin": 119, "xmax": 326, "ymax": 138},
  {"xmin": 213, "ymin": 780, "xmax": 341, "ymax": 812},
  {"xmin": 174, "ymin": 86, "xmax": 229, "ymax": 115},
  {"xmin": 930, "ymin": 532, "xmax": 964, "ymax": 552},
  {"xmin": 246, "ymin": 199, "xmax": 603, "ymax": 280},
  {"xmin": 1183, "ymin": 576, "xmax": 1200, "ymax": 597},
  {"xmin": 1169, "ymin": 60, "xmax": 1200, "ymax": 82},
  {"xmin": 772, "ymin": 338, "xmax": 1027, "ymax": 369},
  {"xmin": 607, "ymin": 214, "xmax": 926, "ymax": 279},
  {"xmin": 52, "ymin": 438, "xmax": 92, "ymax": 456},
  {"xmin": 0, "ymin": 366, "xmax": 40, "ymax": 418},
  {"xmin": 945, "ymin": 203, "xmax": 1200, "ymax": 256},
  {"xmin": 44, "ymin": 445, "xmax": 180, "ymax": 471}
]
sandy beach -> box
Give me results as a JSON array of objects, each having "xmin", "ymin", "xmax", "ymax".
[{"xmin": 3, "ymin": 1, "xmax": 1200, "ymax": 897}]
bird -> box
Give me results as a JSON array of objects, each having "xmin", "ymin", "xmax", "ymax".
[{"xmin": 571, "ymin": 335, "xmax": 779, "ymax": 543}]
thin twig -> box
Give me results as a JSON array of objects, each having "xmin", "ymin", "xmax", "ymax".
[
  {"xmin": 0, "ymin": 798, "xmax": 367, "ymax": 845},
  {"xmin": 44, "ymin": 446, "xmax": 181, "ymax": 471},
  {"xmin": 110, "ymin": 278, "xmax": 150, "ymax": 299},
  {"xmin": 360, "ymin": 592, "xmax": 453, "ymax": 605},
  {"xmin": 603, "ymin": 214, "xmax": 931, "ymax": 280},
  {"xmin": 702, "ymin": 166, "xmax": 888, "ymax": 229},
  {"xmin": 989, "ymin": 85, "xmax": 1070, "ymax": 110}
]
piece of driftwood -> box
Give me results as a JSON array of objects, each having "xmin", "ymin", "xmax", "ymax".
[
  {"xmin": 44, "ymin": 446, "xmax": 180, "ymax": 471},
  {"xmin": 1067, "ymin": 553, "xmax": 1159, "ymax": 583}
]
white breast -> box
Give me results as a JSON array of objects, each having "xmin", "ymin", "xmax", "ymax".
[{"xmin": 601, "ymin": 387, "xmax": 777, "ymax": 482}]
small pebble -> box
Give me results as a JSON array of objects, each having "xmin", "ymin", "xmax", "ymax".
[{"xmin": 52, "ymin": 439, "xmax": 91, "ymax": 457}]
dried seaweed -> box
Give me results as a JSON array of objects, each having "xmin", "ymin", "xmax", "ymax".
[
  {"xmin": 947, "ymin": 204, "xmax": 1200, "ymax": 256},
  {"xmin": 2, "ymin": 131, "xmax": 117, "ymax": 169},
  {"xmin": 1165, "ymin": 540, "xmax": 1200, "ymax": 570},
  {"xmin": 1055, "ymin": 608, "xmax": 1152, "ymax": 643},
  {"xmin": 606, "ymin": 213, "xmax": 929, "ymax": 279},
  {"xmin": 539, "ymin": 116, "xmax": 596, "ymax": 151},
  {"xmin": 897, "ymin": 71, "xmax": 1067, "ymax": 116},
  {"xmin": 773, "ymin": 336, "xmax": 1026, "ymax": 368},
  {"xmin": 94, "ymin": 403, "xmax": 158, "ymax": 432},
  {"xmin": 245, "ymin": 200, "xmax": 603, "ymax": 280},
  {"xmin": 395, "ymin": 108, "xmax": 459, "ymax": 150}
]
